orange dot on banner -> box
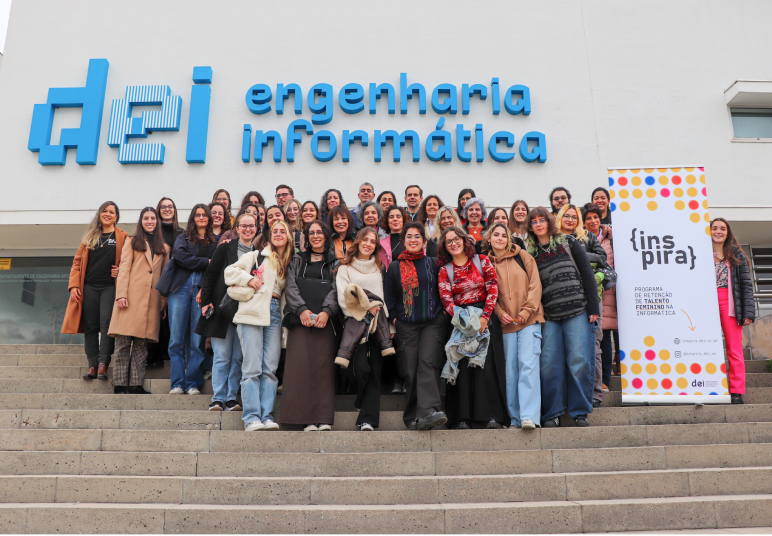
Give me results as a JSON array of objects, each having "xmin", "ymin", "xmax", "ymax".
[
  {"xmin": 647, "ymin": 201, "xmax": 658, "ymax": 211},
  {"xmin": 631, "ymin": 363, "xmax": 642, "ymax": 375},
  {"xmin": 672, "ymin": 176, "xmax": 682, "ymax": 185},
  {"xmin": 672, "ymin": 168, "xmax": 682, "ymax": 172},
  {"xmin": 703, "ymin": 200, "xmax": 709, "ymax": 209},
  {"xmin": 643, "ymin": 336, "xmax": 655, "ymax": 347},
  {"xmin": 699, "ymin": 174, "xmax": 705, "ymax": 184},
  {"xmin": 661, "ymin": 378, "xmax": 673, "ymax": 389},
  {"xmin": 646, "ymin": 363, "xmax": 657, "ymax": 374},
  {"xmin": 674, "ymin": 188, "xmax": 684, "ymax": 198},
  {"xmin": 619, "ymin": 189, "xmax": 629, "ymax": 199},
  {"xmin": 660, "ymin": 349, "xmax": 670, "ymax": 360},
  {"xmin": 620, "ymin": 202, "xmax": 630, "ymax": 211},
  {"xmin": 661, "ymin": 363, "xmax": 671, "ymax": 374},
  {"xmin": 630, "ymin": 350, "xmax": 641, "ymax": 361},
  {"xmin": 644, "ymin": 168, "xmax": 654, "ymax": 173},
  {"xmin": 687, "ymin": 187, "xmax": 698, "ymax": 197},
  {"xmin": 686, "ymin": 175, "xmax": 697, "ymax": 184},
  {"xmin": 704, "ymin": 213, "xmax": 710, "ymax": 222},
  {"xmin": 676, "ymin": 363, "xmax": 687, "ymax": 374},
  {"xmin": 646, "ymin": 189, "xmax": 657, "ymax": 198},
  {"xmin": 659, "ymin": 176, "xmax": 669, "ymax": 185},
  {"xmin": 695, "ymin": 392, "xmax": 703, "ymax": 396},
  {"xmin": 705, "ymin": 363, "xmax": 717, "ymax": 374},
  {"xmin": 633, "ymin": 189, "xmax": 643, "ymax": 199},
  {"xmin": 634, "ymin": 392, "xmax": 643, "ymax": 396},
  {"xmin": 685, "ymin": 167, "xmax": 695, "ymax": 172},
  {"xmin": 610, "ymin": 190, "xmax": 616, "ymax": 199},
  {"xmin": 677, "ymin": 377, "xmax": 688, "ymax": 389},
  {"xmin": 649, "ymin": 392, "xmax": 658, "ymax": 396},
  {"xmin": 720, "ymin": 363, "xmax": 727, "ymax": 374},
  {"xmin": 657, "ymin": 168, "xmax": 668, "ymax": 173},
  {"xmin": 647, "ymin": 378, "xmax": 658, "ymax": 389},
  {"xmin": 690, "ymin": 213, "xmax": 701, "ymax": 223},
  {"xmin": 664, "ymin": 392, "xmax": 673, "ymax": 395},
  {"xmin": 690, "ymin": 363, "xmax": 702, "ymax": 374},
  {"xmin": 705, "ymin": 226, "xmax": 711, "ymax": 236},
  {"xmin": 631, "ymin": 168, "xmax": 641, "ymax": 173},
  {"xmin": 688, "ymin": 200, "xmax": 699, "ymax": 210},
  {"xmin": 675, "ymin": 200, "xmax": 686, "ymax": 210},
  {"xmin": 722, "ymin": 378, "xmax": 728, "ymax": 388},
  {"xmin": 617, "ymin": 169, "xmax": 628, "ymax": 175},
  {"xmin": 620, "ymin": 363, "xmax": 628, "ymax": 374},
  {"xmin": 631, "ymin": 176, "xmax": 642, "ymax": 186},
  {"xmin": 621, "ymin": 378, "xmax": 628, "ymax": 389}
]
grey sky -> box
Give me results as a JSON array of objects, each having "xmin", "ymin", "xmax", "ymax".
[{"xmin": 0, "ymin": 0, "xmax": 10, "ymax": 55}]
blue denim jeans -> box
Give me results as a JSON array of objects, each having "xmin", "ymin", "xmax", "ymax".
[
  {"xmin": 540, "ymin": 311, "xmax": 597, "ymax": 423},
  {"xmin": 211, "ymin": 323, "xmax": 243, "ymax": 403},
  {"xmin": 502, "ymin": 323, "xmax": 542, "ymax": 427},
  {"xmin": 167, "ymin": 272, "xmax": 205, "ymax": 392},
  {"xmin": 237, "ymin": 298, "xmax": 282, "ymax": 426}
]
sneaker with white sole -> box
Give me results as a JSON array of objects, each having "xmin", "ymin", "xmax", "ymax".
[
  {"xmin": 225, "ymin": 400, "xmax": 242, "ymax": 411},
  {"xmin": 263, "ymin": 418, "xmax": 279, "ymax": 430},
  {"xmin": 208, "ymin": 401, "xmax": 224, "ymax": 411},
  {"xmin": 360, "ymin": 423, "xmax": 374, "ymax": 431},
  {"xmin": 304, "ymin": 424, "xmax": 318, "ymax": 432},
  {"xmin": 169, "ymin": 387, "xmax": 184, "ymax": 395},
  {"xmin": 187, "ymin": 388, "xmax": 201, "ymax": 395},
  {"xmin": 521, "ymin": 419, "xmax": 536, "ymax": 430},
  {"xmin": 317, "ymin": 424, "xmax": 332, "ymax": 431},
  {"xmin": 245, "ymin": 420, "xmax": 265, "ymax": 432}
]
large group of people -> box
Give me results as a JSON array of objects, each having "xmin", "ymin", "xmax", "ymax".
[{"xmin": 61, "ymin": 181, "xmax": 756, "ymax": 431}]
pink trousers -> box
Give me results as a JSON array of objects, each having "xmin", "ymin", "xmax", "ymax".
[{"xmin": 718, "ymin": 287, "xmax": 745, "ymax": 394}]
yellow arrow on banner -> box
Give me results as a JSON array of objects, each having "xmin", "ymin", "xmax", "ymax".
[{"xmin": 681, "ymin": 309, "xmax": 696, "ymax": 331}]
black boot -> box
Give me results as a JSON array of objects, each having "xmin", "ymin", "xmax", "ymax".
[
  {"xmin": 128, "ymin": 385, "xmax": 150, "ymax": 394},
  {"xmin": 730, "ymin": 393, "xmax": 744, "ymax": 404},
  {"xmin": 113, "ymin": 386, "xmax": 128, "ymax": 394}
]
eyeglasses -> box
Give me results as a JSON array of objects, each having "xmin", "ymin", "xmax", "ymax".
[
  {"xmin": 445, "ymin": 236, "xmax": 464, "ymax": 246},
  {"xmin": 276, "ymin": 192, "xmax": 291, "ymax": 198},
  {"xmin": 552, "ymin": 196, "xmax": 568, "ymax": 201},
  {"xmin": 562, "ymin": 215, "xmax": 578, "ymax": 221},
  {"xmin": 531, "ymin": 219, "xmax": 548, "ymax": 226},
  {"xmin": 159, "ymin": 205, "xmax": 174, "ymax": 210},
  {"xmin": 194, "ymin": 214, "xmax": 208, "ymax": 220},
  {"xmin": 238, "ymin": 224, "xmax": 256, "ymax": 230},
  {"xmin": 308, "ymin": 231, "xmax": 324, "ymax": 237}
]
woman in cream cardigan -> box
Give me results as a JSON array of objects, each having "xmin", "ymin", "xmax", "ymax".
[{"xmin": 224, "ymin": 220, "xmax": 293, "ymax": 432}]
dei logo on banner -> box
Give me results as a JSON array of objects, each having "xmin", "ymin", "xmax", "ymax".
[{"xmin": 609, "ymin": 167, "xmax": 729, "ymax": 405}]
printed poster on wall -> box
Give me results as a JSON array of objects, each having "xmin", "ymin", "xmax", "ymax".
[{"xmin": 608, "ymin": 166, "xmax": 730, "ymax": 405}]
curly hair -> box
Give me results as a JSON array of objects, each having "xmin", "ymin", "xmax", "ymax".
[
  {"xmin": 437, "ymin": 226, "xmax": 477, "ymax": 266},
  {"xmin": 380, "ymin": 205, "xmax": 407, "ymax": 233},
  {"xmin": 320, "ymin": 189, "xmax": 347, "ymax": 220},
  {"xmin": 415, "ymin": 195, "xmax": 445, "ymax": 227}
]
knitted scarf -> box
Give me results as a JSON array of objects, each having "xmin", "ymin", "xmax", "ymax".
[{"xmin": 398, "ymin": 250, "xmax": 424, "ymax": 317}]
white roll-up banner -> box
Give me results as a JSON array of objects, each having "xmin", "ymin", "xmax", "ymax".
[{"xmin": 608, "ymin": 166, "xmax": 730, "ymax": 405}]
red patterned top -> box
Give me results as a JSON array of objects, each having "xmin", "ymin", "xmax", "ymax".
[{"xmin": 438, "ymin": 255, "xmax": 498, "ymax": 320}]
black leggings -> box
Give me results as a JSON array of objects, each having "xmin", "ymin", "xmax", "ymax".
[{"xmin": 82, "ymin": 283, "xmax": 116, "ymax": 368}]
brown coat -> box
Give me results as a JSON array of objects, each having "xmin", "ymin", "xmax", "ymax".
[
  {"xmin": 61, "ymin": 228, "xmax": 130, "ymax": 334},
  {"xmin": 599, "ymin": 225, "xmax": 617, "ymax": 330},
  {"xmin": 490, "ymin": 245, "xmax": 545, "ymax": 334},
  {"xmin": 108, "ymin": 236, "xmax": 170, "ymax": 341}
]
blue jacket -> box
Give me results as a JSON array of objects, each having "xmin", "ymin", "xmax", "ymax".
[{"xmin": 159, "ymin": 234, "xmax": 217, "ymax": 295}]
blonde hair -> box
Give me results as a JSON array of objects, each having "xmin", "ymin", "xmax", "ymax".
[
  {"xmin": 81, "ymin": 201, "xmax": 119, "ymax": 250},
  {"xmin": 482, "ymin": 223, "xmax": 513, "ymax": 256},
  {"xmin": 283, "ymin": 198, "xmax": 304, "ymax": 233},
  {"xmin": 556, "ymin": 204, "xmax": 587, "ymax": 241},
  {"xmin": 268, "ymin": 220, "xmax": 293, "ymax": 278},
  {"xmin": 432, "ymin": 206, "xmax": 461, "ymax": 242}
]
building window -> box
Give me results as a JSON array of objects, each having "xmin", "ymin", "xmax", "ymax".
[{"xmin": 730, "ymin": 108, "xmax": 772, "ymax": 139}]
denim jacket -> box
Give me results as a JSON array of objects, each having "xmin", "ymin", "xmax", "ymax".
[{"xmin": 441, "ymin": 305, "xmax": 489, "ymax": 384}]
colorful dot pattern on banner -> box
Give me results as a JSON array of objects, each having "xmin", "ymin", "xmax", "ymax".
[{"xmin": 608, "ymin": 167, "xmax": 709, "ymax": 233}]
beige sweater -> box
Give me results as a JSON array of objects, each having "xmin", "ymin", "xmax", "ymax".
[{"xmin": 336, "ymin": 257, "xmax": 387, "ymax": 318}]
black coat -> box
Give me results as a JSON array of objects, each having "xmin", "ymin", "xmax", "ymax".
[
  {"xmin": 195, "ymin": 239, "xmax": 242, "ymax": 338},
  {"xmin": 730, "ymin": 248, "xmax": 755, "ymax": 325}
]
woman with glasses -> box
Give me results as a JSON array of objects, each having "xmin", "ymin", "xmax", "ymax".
[
  {"xmin": 165, "ymin": 204, "xmax": 217, "ymax": 395},
  {"xmin": 212, "ymin": 189, "xmax": 235, "ymax": 226},
  {"xmin": 281, "ymin": 221, "xmax": 341, "ymax": 430},
  {"xmin": 456, "ymin": 189, "xmax": 475, "ymax": 225},
  {"xmin": 426, "ymin": 206, "xmax": 462, "ymax": 258},
  {"xmin": 526, "ymin": 207, "xmax": 599, "ymax": 428},
  {"xmin": 208, "ymin": 201, "xmax": 231, "ymax": 242},
  {"xmin": 197, "ymin": 211, "xmax": 259, "ymax": 411}
]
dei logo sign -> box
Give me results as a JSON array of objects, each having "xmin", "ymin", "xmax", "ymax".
[
  {"xmin": 608, "ymin": 166, "xmax": 727, "ymax": 405},
  {"xmin": 27, "ymin": 59, "xmax": 212, "ymax": 165}
]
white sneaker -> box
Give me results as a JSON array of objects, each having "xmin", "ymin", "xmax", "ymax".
[
  {"xmin": 169, "ymin": 387, "xmax": 184, "ymax": 395},
  {"xmin": 187, "ymin": 388, "xmax": 201, "ymax": 395},
  {"xmin": 263, "ymin": 418, "xmax": 279, "ymax": 431},
  {"xmin": 360, "ymin": 423, "xmax": 374, "ymax": 431},
  {"xmin": 245, "ymin": 421, "xmax": 265, "ymax": 432},
  {"xmin": 304, "ymin": 424, "xmax": 319, "ymax": 432},
  {"xmin": 317, "ymin": 424, "xmax": 332, "ymax": 431},
  {"xmin": 521, "ymin": 419, "xmax": 537, "ymax": 430}
]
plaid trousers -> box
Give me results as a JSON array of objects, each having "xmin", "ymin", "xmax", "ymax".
[{"xmin": 112, "ymin": 336, "xmax": 148, "ymax": 387}]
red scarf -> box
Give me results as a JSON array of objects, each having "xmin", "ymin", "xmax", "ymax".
[{"xmin": 398, "ymin": 250, "xmax": 424, "ymax": 316}]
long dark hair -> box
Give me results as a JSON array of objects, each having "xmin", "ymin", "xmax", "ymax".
[
  {"xmin": 711, "ymin": 217, "xmax": 747, "ymax": 266},
  {"xmin": 156, "ymin": 197, "xmax": 179, "ymax": 230},
  {"xmin": 240, "ymin": 190, "xmax": 265, "ymax": 208},
  {"xmin": 487, "ymin": 207, "xmax": 508, "ymax": 228},
  {"xmin": 208, "ymin": 201, "xmax": 232, "ymax": 232},
  {"xmin": 186, "ymin": 203, "xmax": 215, "ymax": 245},
  {"xmin": 302, "ymin": 220, "xmax": 332, "ymax": 258},
  {"xmin": 526, "ymin": 206, "xmax": 558, "ymax": 244},
  {"xmin": 437, "ymin": 226, "xmax": 477, "ymax": 267},
  {"xmin": 457, "ymin": 188, "xmax": 476, "ymax": 213},
  {"xmin": 342, "ymin": 227, "xmax": 384, "ymax": 269},
  {"xmin": 131, "ymin": 207, "xmax": 167, "ymax": 255},
  {"xmin": 320, "ymin": 188, "xmax": 346, "ymax": 220},
  {"xmin": 328, "ymin": 204, "xmax": 356, "ymax": 241},
  {"xmin": 415, "ymin": 195, "xmax": 445, "ymax": 226},
  {"xmin": 376, "ymin": 190, "xmax": 397, "ymax": 207},
  {"xmin": 211, "ymin": 189, "xmax": 233, "ymax": 215},
  {"xmin": 256, "ymin": 205, "xmax": 286, "ymax": 249}
]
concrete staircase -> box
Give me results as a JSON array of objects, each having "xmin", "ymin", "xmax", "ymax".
[{"xmin": 1, "ymin": 344, "xmax": 772, "ymax": 533}]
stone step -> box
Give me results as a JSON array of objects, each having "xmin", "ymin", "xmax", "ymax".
[
  {"xmin": 2, "ymin": 423, "xmax": 772, "ymax": 455},
  {"xmin": 5, "ymin": 440, "xmax": 772, "ymax": 477},
  {"xmin": 0, "ymin": 345, "xmax": 82, "ymax": 355},
  {"xmin": 0, "ymin": 355, "xmax": 170, "ymax": 367},
  {"xmin": 1, "ymin": 494, "xmax": 772, "ymax": 533},
  {"xmin": 2, "ymin": 466, "xmax": 772, "ymax": 506},
  {"xmin": 0, "ymin": 366, "xmax": 169, "ymax": 380}
]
